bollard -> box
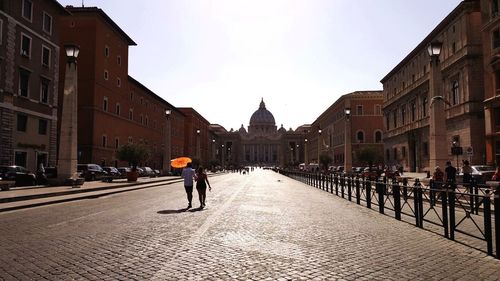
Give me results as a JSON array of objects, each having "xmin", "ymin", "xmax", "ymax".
[
  {"xmin": 483, "ymin": 190, "xmax": 493, "ymax": 256},
  {"xmin": 413, "ymin": 181, "xmax": 420, "ymax": 227},
  {"xmin": 393, "ymin": 180, "xmax": 401, "ymax": 220}
]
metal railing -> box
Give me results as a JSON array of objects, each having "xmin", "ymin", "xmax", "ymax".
[{"xmin": 278, "ymin": 169, "xmax": 500, "ymax": 259}]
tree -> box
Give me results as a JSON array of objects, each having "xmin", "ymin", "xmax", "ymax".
[
  {"xmin": 115, "ymin": 143, "xmax": 150, "ymax": 170},
  {"xmin": 356, "ymin": 145, "xmax": 383, "ymax": 167},
  {"xmin": 319, "ymin": 153, "xmax": 333, "ymax": 171}
]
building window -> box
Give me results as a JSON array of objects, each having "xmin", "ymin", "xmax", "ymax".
[
  {"xmin": 145, "ymin": 116, "xmax": 149, "ymax": 126},
  {"xmin": 422, "ymin": 97, "xmax": 428, "ymax": 117},
  {"xmin": 400, "ymin": 107, "xmax": 405, "ymax": 125},
  {"xmin": 40, "ymin": 78, "xmax": 49, "ymax": 103},
  {"xmin": 17, "ymin": 114, "xmax": 27, "ymax": 132},
  {"xmin": 356, "ymin": 131, "xmax": 364, "ymax": 143},
  {"xmin": 117, "ymin": 56, "xmax": 121, "ymax": 65},
  {"xmin": 402, "ymin": 146, "xmax": 406, "ymax": 158},
  {"xmin": 102, "ymin": 135, "xmax": 107, "ymax": 147},
  {"xmin": 411, "ymin": 102, "xmax": 416, "ymax": 121},
  {"xmin": 41, "ymin": 46, "xmax": 50, "ymax": 67},
  {"xmin": 375, "ymin": 131, "xmax": 382, "ymax": 143},
  {"xmin": 356, "ymin": 105, "xmax": 363, "ymax": 115},
  {"xmin": 140, "ymin": 97, "xmax": 143, "ymax": 105},
  {"xmin": 38, "ymin": 119, "xmax": 47, "ymax": 135},
  {"xmin": 115, "ymin": 138, "xmax": 119, "ymax": 149},
  {"xmin": 392, "ymin": 110, "xmax": 397, "ymax": 128},
  {"xmin": 15, "ymin": 151, "xmax": 27, "ymax": 167},
  {"xmin": 21, "ymin": 33, "xmax": 31, "ymax": 57},
  {"xmin": 116, "ymin": 103, "xmax": 121, "ymax": 115},
  {"xmin": 117, "ymin": 77, "xmax": 121, "ymax": 87},
  {"xmin": 386, "ymin": 149, "xmax": 390, "ymax": 161},
  {"xmin": 140, "ymin": 114, "xmax": 144, "ymax": 124},
  {"xmin": 128, "ymin": 136, "xmax": 133, "ymax": 144},
  {"xmin": 104, "ymin": 70, "xmax": 109, "ymax": 80},
  {"xmin": 451, "ymin": 42, "xmax": 456, "ymax": 54},
  {"xmin": 103, "ymin": 96, "xmax": 108, "ymax": 111},
  {"xmin": 105, "ymin": 46, "xmax": 109, "ymax": 57},
  {"xmin": 19, "ymin": 69, "xmax": 30, "ymax": 97},
  {"xmin": 130, "ymin": 92, "xmax": 134, "ymax": 100},
  {"xmin": 22, "ymin": 0, "xmax": 32, "ymax": 21},
  {"xmin": 451, "ymin": 80, "xmax": 460, "ymax": 105},
  {"xmin": 493, "ymin": 0, "xmax": 499, "ymax": 16},
  {"xmin": 493, "ymin": 29, "xmax": 500, "ymax": 49},
  {"xmin": 43, "ymin": 12, "xmax": 52, "ymax": 34},
  {"xmin": 129, "ymin": 109, "xmax": 133, "ymax": 120},
  {"xmin": 385, "ymin": 115, "xmax": 390, "ymax": 130},
  {"xmin": 393, "ymin": 148, "xmax": 398, "ymax": 160}
]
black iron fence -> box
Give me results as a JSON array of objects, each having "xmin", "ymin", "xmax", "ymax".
[{"xmin": 277, "ymin": 169, "xmax": 500, "ymax": 259}]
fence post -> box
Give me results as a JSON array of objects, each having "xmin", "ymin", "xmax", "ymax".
[
  {"xmin": 356, "ymin": 177, "xmax": 361, "ymax": 205},
  {"xmin": 449, "ymin": 186, "xmax": 456, "ymax": 240},
  {"xmin": 483, "ymin": 190, "xmax": 493, "ymax": 256},
  {"xmin": 330, "ymin": 174, "xmax": 334, "ymax": 194},
  {"xmin": 495, "ymin": 186, "xmax": 500, "ymax": 259},
  {"xmin": 441, "ymin": 187, "xmax": 449, "ymax": 239},
  {"xmin": 413, "ymin": 181, "xmax": 421, "ymax": 227},
  {"xmin": 335, "ymin": 174, "xmax": 339, "ymax": 196},
  {"xmin": 377, "ymin": 180, "xmax": 384, "ymax": 214},
  {"xmin": 341, "ymin": 175, "xmax": 345, "ymax": 198},
  {"xmin": 366, "ymin": 180, "xmax": 372, "ymax": 209},
  {"xmin": 393, "ymin": 179, "xmax": 401, "ymax": 220},
  {"xmin": 347, "ymin": 176, "xmax": 352, "ymax": 201}
]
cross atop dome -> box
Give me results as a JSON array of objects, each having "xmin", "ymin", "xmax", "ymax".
[{"xmin": 259, "ymin": 98, "xmax": 266, "ymax": 109}]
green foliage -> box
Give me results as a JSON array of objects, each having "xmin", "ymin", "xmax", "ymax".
[
  {"xmin": 319, "ymin": 153, "xmax": 333, "ymax": 171},
  {"xmin": 115, "ymin": 143, "xmax": 150, "ymax": 169},
  {"xmin": 356, "ymin": 145, "xmax": 383, "ymax": 167}
]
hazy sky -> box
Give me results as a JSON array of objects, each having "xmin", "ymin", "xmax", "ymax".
[{"xmin": 59, "ymin": 0, "xmax": 462, "ymax": 131}]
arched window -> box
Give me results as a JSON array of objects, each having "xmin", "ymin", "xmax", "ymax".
[
  {"xmin": 375, "ymin": 131, "xmax": 382, "ymax": 143},
  {"xmin": 356, "ymin": 131, "xmax": 364, "ymax": 143}
]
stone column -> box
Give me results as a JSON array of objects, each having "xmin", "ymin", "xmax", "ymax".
[{"xmin": 57, "ymin": 59, "xmax": 79, "ymax": 182}]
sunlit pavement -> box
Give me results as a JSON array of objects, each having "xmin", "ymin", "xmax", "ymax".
[{"xmin": 0, "ymin": 169, "xmax": 499, "ymax": 280}]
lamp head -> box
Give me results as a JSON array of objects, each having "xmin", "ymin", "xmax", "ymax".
[
  {"xmin": 427, "ymin": 41, "xmax": 442, "ymax": 57},
  {"xmin": 64, "ymin": 44, "xmax": 80, "ymax": 62}
]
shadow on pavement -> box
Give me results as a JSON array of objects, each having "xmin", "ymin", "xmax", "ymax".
[
  {"xmin": 188, "ymin": 207, "xmax": 204, "ymax": 212},
  {"xmin": 157, "ymin": 208, "xmax": 190, "ymax": 214}
]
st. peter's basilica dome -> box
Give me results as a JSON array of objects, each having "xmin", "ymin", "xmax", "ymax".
[{"xmin": 249, "ymin": 98, "xmax": 276, "ymax": 126}]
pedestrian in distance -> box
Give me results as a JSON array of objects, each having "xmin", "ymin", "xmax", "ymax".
[
  {"xmin": 445, "ymin": 161, "xmax": 457, "ymax": 190},
  {"xmin": 461, "ymin": 160, "xmax": 473, "ymax": 185},
  {"xmin": 181, "ymin": 162, "xmax": 195, "ymax": 209},
  {"xmin": 195, "ymin": 167, "xmax": 212, "ymax": 209}
]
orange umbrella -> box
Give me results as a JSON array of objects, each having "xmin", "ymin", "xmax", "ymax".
[{"xmin": 171, "ymin": 157, "xmax": 192, "ymax": 168}]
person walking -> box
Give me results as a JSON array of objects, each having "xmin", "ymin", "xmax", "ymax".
[
  {"xmin": 195, "ymin": 167, "xmax": 212, "ymax": 209},
  {"xmin": 181, "ymin": 162, "xmax": 195, "ymax": 209},
  {"xmin": 461, "ymin": 160, "xmax": 473, "ymax": 185},
  {"xmin": 445, "ymin": 161, "xmax": 457, "ymax": 190}
]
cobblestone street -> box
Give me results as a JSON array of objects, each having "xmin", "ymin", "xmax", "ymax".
[{"xmin": 0, "ymin": 170, "xmax": 499, "ymax": 280}]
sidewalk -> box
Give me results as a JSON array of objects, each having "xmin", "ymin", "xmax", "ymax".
[{"xmin": 0, "ymin": 176, "xmax": 182, "ymax": 212}]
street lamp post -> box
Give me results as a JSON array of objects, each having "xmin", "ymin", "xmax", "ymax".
[
  {"xmin": 296, "ymin": 144, "xmax": 299, "ymax": 164},
  {"xmin": 304, "ymin": 138, "xmax": 308, "ymax": 166},
  {"xmin": 163, "ymin": 109, "xmax": 172, "ymax": 175},
  {"xmin": 317, "ymin": 129, "xmax": 322, "ymax": 165},
  {"xmin": 212, "ymin": 139, "xmax": 216, "ymax": 161},
  {"xmin": 57, "ymin": 44, "xmax": 80, "ymax": 185},
  {"xmin": 344, "ymin": 107, "xmax": 352, "ymax": 172},
  {"xmin": 196, "ymin": 129, "xmax": 201, "ymax": 159},
  {"xmin": 428, "ymin": 41, "xmax": 447, "ymax": 171},
  {"xmin": 221, "ymin": 144, "xmax": 225, "ymax": 169}
]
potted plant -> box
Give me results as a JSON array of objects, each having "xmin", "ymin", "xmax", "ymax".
[{"xmin": 115, "ymin": 143, "xmax": 150, "ymax": 181}]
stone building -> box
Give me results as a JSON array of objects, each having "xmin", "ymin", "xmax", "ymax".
[
  {"xmin": 59, "ymin": 6, "xmax": 184, "ymax": 169},
  {"xmin": 381, "ymin": 0, "xmax": 485, "ymax": 172},
  {"xmin": 481, "ymin": 0, "xmax": 500, "ymax": 165},
  {"xmin": 0, "ymin": 0, "xmax": 68, "ymax": 171},
  {"xmin": 308, "ymin": 91, "xmax": 384, "ymax": 171},
  {"xmin": 213, "ymin": 99, "xmax": 306, "ymax": 168}
]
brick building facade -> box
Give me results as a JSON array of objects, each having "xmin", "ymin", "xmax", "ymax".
[
  {"xmin": 381, "ymin": 0, "xmax": 485, "ymax": 172},
  {"xmin": 59, "ymin": 7, "xmax": 184, "ymax": 169},
  {"xmin": 308, "ymin": 91, "xmax": 384, "ymax": 170},
  {"xmin": 0, "ymin": 0, "xmax": 68, "ymax": 171}
]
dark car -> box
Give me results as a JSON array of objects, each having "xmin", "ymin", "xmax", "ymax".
[
  {"xmin": 0, "ymin": 165, "xmax": 37, "ymax": 186},
  {"xmin": 102, "ymin": 167, "xmax": 121, "ymax": 181},
  {"xmin": 117, "ymin": 167, "xmax": 131, "ymax": 178},
  {"xmin": 77, "ymin": 164, "xmax": 107, "ymax": 181},
  {"xmin": 139, "ymin": 167, "xmax": 155, "ymax": 177}
]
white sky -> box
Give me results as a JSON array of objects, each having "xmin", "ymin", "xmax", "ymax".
[{"xmin": 59, "ymin": 0, "xmax": 462, "ymax": 131}]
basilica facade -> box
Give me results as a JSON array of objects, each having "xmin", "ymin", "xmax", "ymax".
[{"xmin": 212, "ymin": 99, "xmax": 308, "ymax": 168}]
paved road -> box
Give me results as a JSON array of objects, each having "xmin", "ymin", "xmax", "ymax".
[{"xmin": 0, "ymin": 170, "xmax": 499, "ymax": 280}]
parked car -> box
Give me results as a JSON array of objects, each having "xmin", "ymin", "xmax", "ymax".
[
  {"xmin": 117, "ymin": 167, "xmax": 131, "ymax": 178},
  {"xmin": 102, "ymin": 167, "xmax": 121, "ymax": 181},
  {"xmin": 153, "ymin": 169, "xmax": 161, "ymax": 177},
  {"xmin": 77, "ymin": 164, "xmax": 107, "ymax": 181},
  {"xmin": 459, "ymin": 165, "xmax": 496, "ymax": 184},
  {"xmin": 362, "ymin": 167, "xmax": 379, "ymax": 180},
  {"xmin": 139, "ymin": 166, "xmax": 155, "ymax": 177},
  {"xmin": 0, "ymin": 165, "xmax": 36, "ymax": 186}
]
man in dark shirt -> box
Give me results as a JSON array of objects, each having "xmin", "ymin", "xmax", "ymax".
[{"xmin": 445, "ymin": 161, "xmax": 457, "ymax": 189}]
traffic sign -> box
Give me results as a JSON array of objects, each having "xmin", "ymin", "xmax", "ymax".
[{"xmin": 465, "ymin": 146, "xmax": 473, "ymax": 156}]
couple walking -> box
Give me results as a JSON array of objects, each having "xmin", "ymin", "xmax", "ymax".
[{"xmin": 181, "ymin": 163, "xmax": 212, "ymax": 209}]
